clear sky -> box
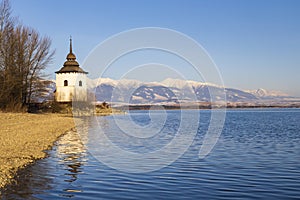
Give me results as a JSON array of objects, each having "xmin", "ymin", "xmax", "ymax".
[{"xmin": 10, "ymin": 0, "xmax": 300, "ymax": 96}]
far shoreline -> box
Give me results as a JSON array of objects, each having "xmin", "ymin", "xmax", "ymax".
[{"xmin": 114, "ymin": 104, "xmax": 300, "ymax": 111}]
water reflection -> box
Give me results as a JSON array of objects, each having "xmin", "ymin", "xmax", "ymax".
[
  {"xmin": 56, "ymin": 129, "xmax": 88, "ymax": 184},
  {"xmin": 0, "ymin": 157, "xmax": 53, "ymax": 199},
  {"xmin": 1, "ymin": 110, "xmax": 300, "ymax": 200},
  {"xmin": 0, "ymin": 122, "xmax": 89, "ymax": 199}
]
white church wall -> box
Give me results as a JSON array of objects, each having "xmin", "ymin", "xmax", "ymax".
[{"xmin": 56, "ymin": 72, "xmax": 87, "ymax": 102}]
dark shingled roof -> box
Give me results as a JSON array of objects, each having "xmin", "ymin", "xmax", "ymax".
[{"xmin": 55, "ymin": 38, "xmax": 88, "ymax": 74}]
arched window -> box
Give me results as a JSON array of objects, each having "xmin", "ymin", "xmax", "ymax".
[
  {"xmin": 79, "ymin": 80, "xmax": 82, "ymax": 87},
  {"xmin": 64, "ymin": 80, "xmax": 68, "ymax": 86}
]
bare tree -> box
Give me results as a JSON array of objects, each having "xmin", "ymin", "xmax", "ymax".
[{"xmin": 0, "ymin": 0, "xmax": 54, "ymax": 111}]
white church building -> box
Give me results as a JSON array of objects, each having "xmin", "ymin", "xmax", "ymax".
[{"xmin": 55, "ymin": 38, "xmax": 88, "ymax": 102}]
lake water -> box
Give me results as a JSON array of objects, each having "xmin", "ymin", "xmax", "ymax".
[{"xmin": 2, "ymin": 109, "xmax": 300, "ymax": 199}]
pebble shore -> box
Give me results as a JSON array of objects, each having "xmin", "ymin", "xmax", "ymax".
[{"xmin": 0, "ymin": 113, "xmax": 76, "ymax": 189}]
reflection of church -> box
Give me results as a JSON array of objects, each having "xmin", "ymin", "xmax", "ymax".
[
  {"xmin": 55, "ymin": 38, "xmax": 88, "ymax": 102},
  {"xmin": 56, "ymin": 129, "xmax": 88, "ymax": 184}
]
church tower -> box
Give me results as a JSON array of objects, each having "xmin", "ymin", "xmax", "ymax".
[{"xmin": 55, "ymin": 38, "xmax": 88, "ymax": 102}]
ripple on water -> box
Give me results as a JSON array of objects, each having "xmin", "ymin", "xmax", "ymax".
[{"xmin": 1, "ymin": 109, "xmax": 300, "ymax": 199}]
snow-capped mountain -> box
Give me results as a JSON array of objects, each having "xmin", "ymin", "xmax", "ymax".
[
  {"xmin": 89, "ymin": 78, "xmax": 270, "ymax": 104},
  {"xmin": 246, "ymin": 88, "xmax": 290, "ymax": 99},
  {"xmin": 33, "ymin": 78, "xmax": 297, "ymax": 107}
]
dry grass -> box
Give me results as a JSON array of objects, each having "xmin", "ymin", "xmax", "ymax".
[{"xmin": 0, "ymin": 112, "xmax": 76, "ymax": 188}]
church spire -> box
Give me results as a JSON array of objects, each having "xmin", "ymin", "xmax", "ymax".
[
  {"xmin": 66, "ymin": 36, "xmax": 76, "ymax": 61},
  {"xmin": 55, "ymin": 37, "xmax": 88, "ymax": 74},
  {"xmin": 69, "ymin": 35, "xmax": 73, "ymax": 54}
]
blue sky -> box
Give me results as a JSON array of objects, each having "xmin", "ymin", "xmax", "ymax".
[{"xmin": 10, "ymin": 0, "xmax": 300, "ymax": 96}]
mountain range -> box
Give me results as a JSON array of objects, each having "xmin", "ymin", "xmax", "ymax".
[{"xmin": 87, "ymin": 78, "xmax": 293, "ymax": 104}]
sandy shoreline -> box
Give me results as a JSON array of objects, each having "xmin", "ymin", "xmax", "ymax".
[{"xmin": 0, "ymin": 113, "xmax": 76, "ymax": 189}]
